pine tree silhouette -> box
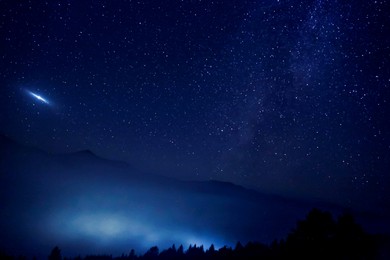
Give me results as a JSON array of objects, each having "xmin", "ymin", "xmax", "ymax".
[{"xmin": 48, "ymin": 246, "xmax": 62, "ymax": 260}]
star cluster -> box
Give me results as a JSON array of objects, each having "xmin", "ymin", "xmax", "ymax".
[{"xmin": 0, "ymin": 0, "xmax": 389, "ymax": 211}]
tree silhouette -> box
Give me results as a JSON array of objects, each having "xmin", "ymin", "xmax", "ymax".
[
  {"xmin": 218, "ymin": 245, "xmax": 233, "ymax": 259},
  {"xmin": 143, "ymin": 246, "xmax": 159, "ymax": 259},
  {"xmin": 48, "ymin": 246, "xmax": 62, "ymax": 260},
  {"xmin": 205, "ymin": 244, "xmax": 216, "ymax": 258},
  {"xmin": 283, "ymin": 208, "xmax": 377, "ymax": 259},
  {"xmin": 159, "ymin": 244, "xmax": 177, "ymax": 260},
  {"xmin": 177, "ymin": 245, "xmax": 184, "ymax": 256},
  {"xmin": 335, "ymin": 212, "xmax": 375, "ymax": 259},
  {"xmin": 186, "ymin": 244, "xmax": 204, "ymax": 260},
  {"xmin": 128, "ymin": 249, "xmax": 136, "ymax": 260},
  {"xmin": 4, "ymin": 208, "xmax": 382, "ymax": 260}
]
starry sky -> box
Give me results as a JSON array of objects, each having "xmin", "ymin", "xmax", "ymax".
[{"xmin": 0, "ymin": 0, "xmax": 389, "ymax": 212}]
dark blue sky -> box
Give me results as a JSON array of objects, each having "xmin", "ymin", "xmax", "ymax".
[{"xmin": 1, "ymin": 0, "xmax": 389, "ymax": 211}]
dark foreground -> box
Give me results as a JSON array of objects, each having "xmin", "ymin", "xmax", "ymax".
[{"xmin": 1, "ymin": 209, "xmax": 389, "ymax": 260}]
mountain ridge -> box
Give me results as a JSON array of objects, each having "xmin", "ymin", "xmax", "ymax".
[
  {"xmin": 0, "ymin": 133, "xmax": 389, "ymax": 258},
  {"xmin": 0, "ymin": 133, "xmax": 386, "ymax": 217}
]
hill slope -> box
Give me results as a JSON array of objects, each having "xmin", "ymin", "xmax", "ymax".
[{"xmin": 0, "ymin": 135, "xmax": 388, "ymax": 257}]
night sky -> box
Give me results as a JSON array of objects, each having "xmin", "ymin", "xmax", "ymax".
[{"xmin": 1, "ymin": 0, "xmax": 389, "ymax": 216}]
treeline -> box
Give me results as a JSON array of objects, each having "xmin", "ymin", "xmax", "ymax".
[{"xmin": 2, "ymin": 209, "xmax": 388, "ymax": 260}]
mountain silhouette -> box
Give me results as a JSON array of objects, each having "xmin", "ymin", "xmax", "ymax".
[{"xmin": 0, "ymin": 134, "xmax": 389, "ymax": 258}]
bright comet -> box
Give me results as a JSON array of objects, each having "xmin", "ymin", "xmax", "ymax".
[{"xmin": 27, "ymin": 90, "xmax": 50, "ymax": 105}]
